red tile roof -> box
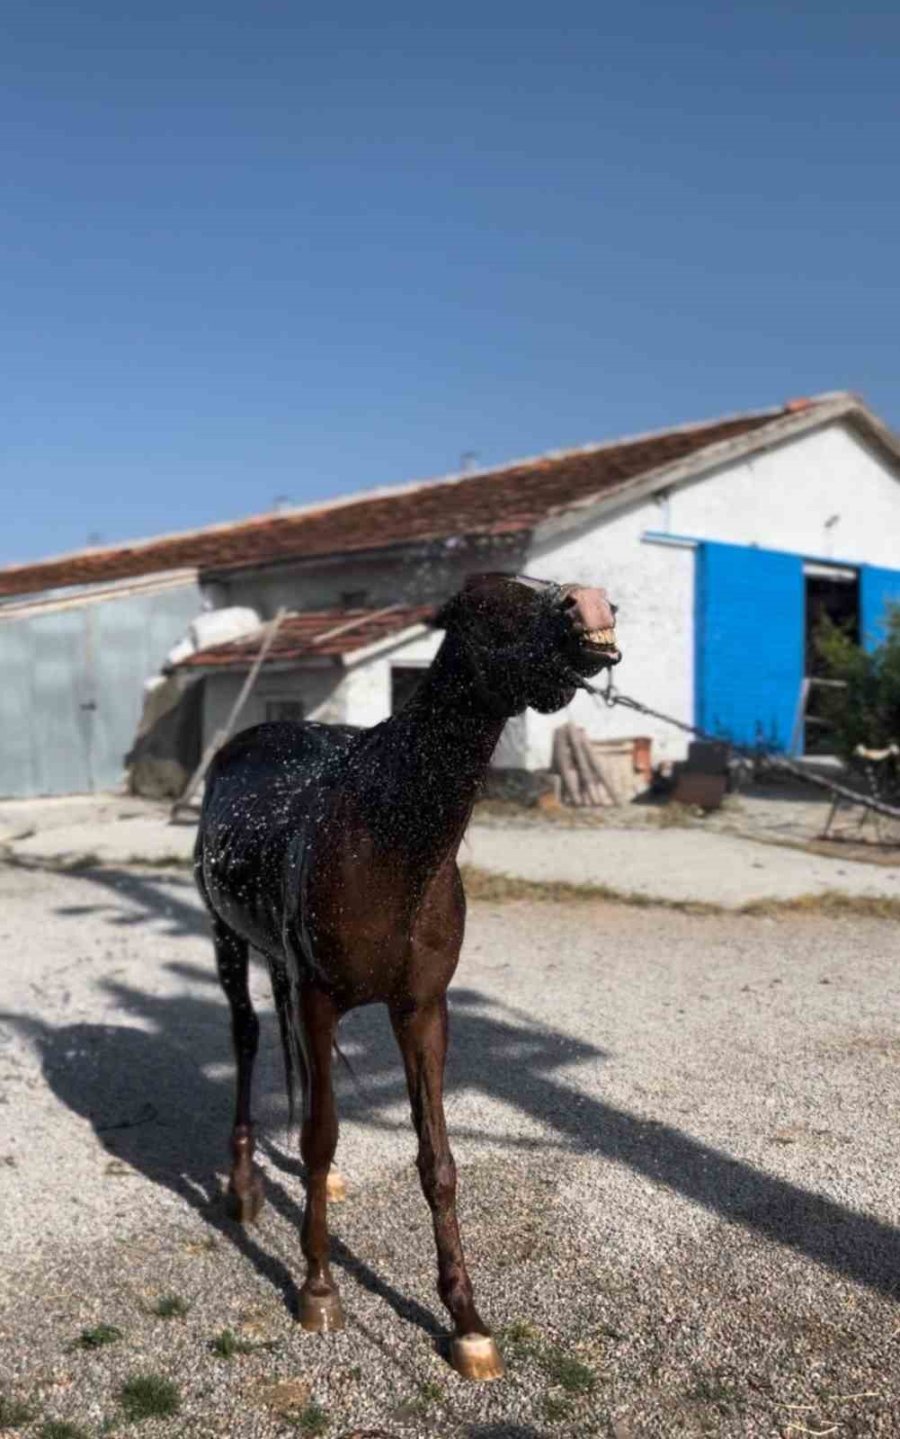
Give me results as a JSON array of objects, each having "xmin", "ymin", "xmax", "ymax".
[
  {"xmin": 0, "ymin": 398, "xmax": 841, "ymax": 600},
  {"xmin": 178, "ymin": 605, "xmax": 434, "ymax": 670}
]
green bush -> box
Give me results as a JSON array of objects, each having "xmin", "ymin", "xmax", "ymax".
[
  {"xmin": 815, "ymin": 605, "xmax": 900, "ymax": 761},
  {"xmin": 119, "ymin": 1374, "xmax": 180, "ymax": 1421}
]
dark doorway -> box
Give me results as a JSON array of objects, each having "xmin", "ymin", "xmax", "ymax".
[
  {"xmin": 803, "ymin": 565, "xmax": 859, "ymax": 755},
  {"xmin": 390, "ymin": 665, "xmax": 425, "ymax": 714}
]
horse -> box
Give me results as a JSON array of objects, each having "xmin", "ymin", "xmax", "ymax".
[{"xmin": 194, "ymin": 571, "xmax": 619, "ymax": 1380}]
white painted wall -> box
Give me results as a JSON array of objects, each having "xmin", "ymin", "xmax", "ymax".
[
  {"xmin": 665, "ymin": 423, "xmax": 900, "ymax": 566},
  {"xmin": 342, "ymin": 626, "xmax": 442, "ymax": 729},
  {"xmin": 522, "ymin": 419, "xmax": 900, "ymax": 769},
  {"xmin": 526, "ymin": 509, "xmax": 696, "ymax": 768},
  {"xmin": 202, "ymin": 665, "xmax": 344, "ymax": 747}
]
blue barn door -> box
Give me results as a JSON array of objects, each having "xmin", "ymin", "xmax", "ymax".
[
  {"xmin": 695, "ymin": 541, "xmax": 804, "ymax": 751},
  {"xmin": 861, "ymin": 565, "xmax": 900, "ymax": 649}
]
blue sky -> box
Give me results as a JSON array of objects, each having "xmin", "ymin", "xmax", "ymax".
[{"xmin": 2, "ymin": 2, "xmax": 898, "ymax": 564}]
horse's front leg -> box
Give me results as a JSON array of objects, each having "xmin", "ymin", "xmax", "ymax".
[
  {"xmin": 297, "ymin": 984, "xmax": 344, "ymax": 1332},
  {"xmin": 390, "ymin": 996, "xmax": 504, "ymax": 1381}
]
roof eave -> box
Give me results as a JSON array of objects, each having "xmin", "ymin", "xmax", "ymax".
[
  {"xmin": 530, "ymin": 396, "xmax": 900, "ymax": 548},
  {"xmin": 199, "ymin": 528, "xmax": 529, "ymax": 584}
]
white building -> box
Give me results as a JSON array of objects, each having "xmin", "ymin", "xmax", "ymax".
[{"xmin": 2, "ymin": 390, "xmax": 899, "ymax": 796}]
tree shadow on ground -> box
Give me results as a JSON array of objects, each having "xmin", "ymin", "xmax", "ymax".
[{"xmin": 2, "ymin": 858, "xmax": 899, "ymax": 1342}]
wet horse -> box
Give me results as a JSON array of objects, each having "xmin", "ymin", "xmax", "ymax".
[{"xmin": 195, "ymin": 572, "xmax": 619, "ymax": 1380}]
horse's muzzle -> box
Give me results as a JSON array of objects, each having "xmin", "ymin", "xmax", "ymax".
[{"xmin": 562, "ymin": 585, "xmax": 621, "ymax": 664}]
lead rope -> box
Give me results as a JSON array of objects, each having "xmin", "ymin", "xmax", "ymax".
[{"xmin": 564, "ymin": 667, "xmax": 900, "ymax": 824}]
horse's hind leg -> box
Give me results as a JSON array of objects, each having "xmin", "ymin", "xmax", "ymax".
[
  {"xmin": 296, "ymin": 984, "xmax": 344, "ymax": 1333},
  {"xmin": 270, "ymin": 964, "xmax": 347, "ymax": 1205},
  {"xmin": 212, "ymin": 915, "xmax": 264, "ymax": 1223}
]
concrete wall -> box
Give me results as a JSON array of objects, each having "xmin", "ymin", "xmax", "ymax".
[
  {"xmin": 216, "ymin": 538, "xmax": 529, "ymax": 620},
  {"xmin": 522, "ymin": 420, "xmax": 900, "ymax": 769}
]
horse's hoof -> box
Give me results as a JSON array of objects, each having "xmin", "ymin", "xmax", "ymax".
[
  {"xmin": 298, "ymin": 1288, "xmax": 344, "ymax": 1334},
  {"xmin": 450, "ymin": 1333, "xmax": 505, "ymax": 1381},
  {"xmin": 326, "ymin": 1168, "xmax": 348, "ymax": 1202},
  {"xmin": 226, "ymin": 1174, "xmax": 265, "ymax": 1225}
]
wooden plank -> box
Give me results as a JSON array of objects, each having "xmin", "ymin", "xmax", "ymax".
[{"xmin": 170, "ymin": 606, "xmax": 288, "ymax": 817}]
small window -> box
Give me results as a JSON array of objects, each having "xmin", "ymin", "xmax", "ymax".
[
  {"xmin": 265, "ymin": 699, "xmax": 304, "ymax": 724},
  {"xmin": 391, "ymin": 666, "xmax": 425, "ymax": 714}
]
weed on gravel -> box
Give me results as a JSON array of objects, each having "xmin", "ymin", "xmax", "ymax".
[
  {"xmin": 40, "ymin": 1423, "xmax": 90, "ymax": 1439},
  {"xmin": 542, "ymin": 1392, "xmax": 575, "ymax": 1423},
  {"xmin": 539, "ymin": 1346, "xmax": 597, "ymax": 1394},
  {"xmin": 208, "ymin": 1327, "xmax": 274, "ymax": 1359},
  {"xmin": 150, "ymin": 1293, "xmax": 190, "ymax": 1318},
  {"xmin": 119, "ymin": 1374, "xmax": 180, "ymax": 1422},
  {"xmin": 289, "ymin": 1402, "xmax": 329, "ymax": 1434},
  {"xmin": 0, "ymin": 1393, "xmax": 36, "ymax": 1427},
  {"xmin": 76, "ymin": 1322, "xmax": 123, "ymax": 1349}
]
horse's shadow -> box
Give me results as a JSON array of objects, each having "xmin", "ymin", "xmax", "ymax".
[
  {"xmin": 4, "ymin": 858, "xmax": 900, "ymax": 1351},
  {"xmin": 3, "ymin": 980, "xmax": 460, "ymax": 1339}
]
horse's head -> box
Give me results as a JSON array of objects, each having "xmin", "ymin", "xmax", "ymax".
[{"xmin": 433, "ymin": 572, "xmax": 620, "ymax": 716}]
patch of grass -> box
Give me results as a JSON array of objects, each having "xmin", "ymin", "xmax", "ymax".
[
  {"xmin": 395, "ymin": 1379, "xmax": 445, "ymax": 1419},
  {"xmin": 124, "ymin": 853, "xmax": 194, "ymax": 869},
  {"xmin": 62, "ymin": 846, "xmax": 101, "ymax": 869},
  {"xmin": 498, "ymin": 1318, "xmax": 541, "ymax": 1352},
  {"xmin": 119, "ymin": 1374, "xmax": 180, "ymax": 1422},
  {"xmin": 151, "ymin": 1294, "xmax": 190, "ymax": 1319},
  {"xmin": 184, "ymin": 1234, "xmax": 218, "ymax": 1254},
  {"xmin": 209, "ymin": 1328, "xmax": 256, "ymax": 1359},
  {"xmin": 460, "ymin": 865, "xmax": 671, "ymax": 909},
  {"xmin": 542, "ymin": 1393, "xmax": 574, "ymax": 1422},
  {"xmin": 461, "ymin": 864, "xmax": 900, "ymax": 922},
  {"xmin": 539, "ymin": 1347, "xmax": 597, "ymax": 1395},
  {"xmin": 290, "ymin": 1403, "xmax": 329, "ymax": 1434},
  {"xmin": 0, "ymin": 1394, "xmax": 36, "ymax": 1428},
  {"xmin": 741, "ymin": 890, "xmax": 900, "ymax": 922},
  {"xmin": 41, "ymin": 1423, "xmax": 90, "ymax": 1439},
  {"xmin": 77, "ymin": 1323, "xmax": 123, "ymax": 1349},
  {"xmin": 499, "ymin": 1318, "xmax": 540, "ymax": 1348},
  {"xmin": 685, "ymin": 1370, "xmax": 743, "ymax": 1410}
]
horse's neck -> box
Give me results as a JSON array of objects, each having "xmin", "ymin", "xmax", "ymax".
[{"xmin": 356, "ymin": 641, "xmax": 507, "ymax": 867}]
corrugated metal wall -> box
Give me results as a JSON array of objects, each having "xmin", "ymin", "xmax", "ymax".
[{"xmin": 0, "ymin": 581, "xmax": 201, "ymax": 797}]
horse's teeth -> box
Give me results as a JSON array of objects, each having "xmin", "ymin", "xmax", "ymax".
[{"xmin": 586, "ymin": 627, "xmax": 616, "ymax": 645}]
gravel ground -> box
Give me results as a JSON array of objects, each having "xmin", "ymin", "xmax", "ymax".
[
  {"xmin": 1, "ymin": 859, "xmax": 899, "ymax": 1437},
  {"xmin": 463, "ymin": 825, "xmax": 900, "ymax": 907}
]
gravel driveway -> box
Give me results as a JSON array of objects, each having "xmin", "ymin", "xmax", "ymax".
[{"xmin": 1, "ymin": 858, "xmax": 898, "ymax": 1436}]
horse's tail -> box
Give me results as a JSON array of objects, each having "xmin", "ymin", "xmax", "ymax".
[
  {"xmin": 271, "ymin": 968, "xmax": 365, "ymax": 1131},
  {"xmin": 271, "ymin": 966, "xmax": 300, "ymax": 1128}
]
